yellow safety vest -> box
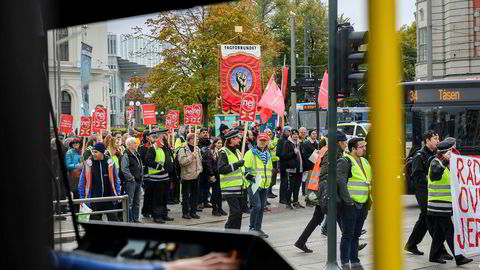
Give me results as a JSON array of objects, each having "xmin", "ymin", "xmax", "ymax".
[
  {"xmin": 219, "ymin": 147, "xmax": 244, "ymax": 195},
  {"xmin": 175, "ymin": 137, "xmax": 186, "ymax": 150},
  {"xmin": 148, "ymin": 147, "xmax": 165, "ymax": 175},
  {"xmin": 269, "ymin": 137, "xmax": 280, "ymax": 162},
  {"xmin": 345, "ymin": 154, "xmax": 372, "ymax": 204},
  {"xmin": 244, "ymin": 148, "xmax": 273, "ymax": 189},
  {"xmin": 427, "ymin": 159, "xmax": 451, "ymax": 203}
]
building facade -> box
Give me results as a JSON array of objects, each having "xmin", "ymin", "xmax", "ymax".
[
  {"xmin": 48, "ymin": 23, "xmax": 111, "ymax": 132},
  {"xmin": 416, "ymin": 0, "xmax": 480, "ymax": 80}
]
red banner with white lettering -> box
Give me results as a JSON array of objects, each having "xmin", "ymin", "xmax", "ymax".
[
  {"xmin": 92, "ymin": 106, "xmax": 108, "ymax": 133},
  {"xmin": 142, "ymin": 104, "xmax": 156, "ymax": 125},
  {"xmin": 168, "ymin": 110, "xmax": 180, "ymax": 128},
  {"xmin": 220, "ymin": 45, "xmax": 261, "ymax": 113},
  {"xmin": 165, "ymin": 114, "xmax": 172, "ymax": 128},
  {"xmin": 184, "ymin": 105, "xmax": 193, "ymax": 125},
  {"xmin": 240, "ymin": 93, "xmax": 258, "ymax": 122},
  {"xmin": 79, "ymin": 116, "xmax": 92, "ymax": 137},
  {"xmin": 191, "ymin": 104, "xmax": 203, "ymax": 125},
  {"xmin": 59, "ymin": 114, "xmax": 73, "ymax": 133}
]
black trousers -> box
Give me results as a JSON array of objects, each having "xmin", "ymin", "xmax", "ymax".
[
  {"xmin": 90, "ymin": 202, "xmax": 119, "ymax": 222},
  {"xmin": 199, "ymin": 173, "xmax": 211, "ymax": 204},
  {"xmin": 406, "ymin": 192, "xmax": 448, "ymax": 254},
  {"xmin": 210, "ymin": 176, "xmax": 222, "ymax": 210},
  {"xmin": 141, "ymin": 180, "xmax": 153, "ymax": 216},
  {"xmin": 168, "ymin": 179, "xmax": 180, "ymax": 202},
  {"xmin": 268, "ymin": 162, "xmax": 278, "ymax": 195},
  {"xmin": 225, "ymin": 196, "xmax": 243, "ymax": 230},
  {"xmin": 296, "ymin": 205, "xmax": 325, "ymax": 246},
  {"xmin": 286, "ymin": 172, "xmax": 301, "ymax": 204},
  {"xmin": 427, "ymin": 215, "xmax": 457, "ymax": 261},
  {"xmin": 182, "ymin": 178, "xmax": 198, "ymax": 215},
  {"xmin": 151, "ymin": 181, "xmax": 169, "ymax": 219},
  {"xmin": 279, "ymin": 169, "xmax": 287, "ymax": 202}
]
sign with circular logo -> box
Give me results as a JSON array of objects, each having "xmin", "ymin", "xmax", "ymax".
[
  {"xmin": 240, "ymin": 93, "xmax": 258, "ymax": 122},
  {"xmin": 231, "ymin": 66, "xmax": 253, "ymax": 94}
]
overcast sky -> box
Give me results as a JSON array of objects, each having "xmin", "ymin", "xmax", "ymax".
[{"xmin": 108, "ymin": 1, "xmax": 416, "ymax": 34}]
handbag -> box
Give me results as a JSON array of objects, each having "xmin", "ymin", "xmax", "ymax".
[{"xmin": 78, "ymin": 203, "xmax": 92, "ymax": 222}]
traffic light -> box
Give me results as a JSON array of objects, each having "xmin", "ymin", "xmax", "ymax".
[{"xmin": 337, "ymin": 25, "xmax": 368, "ymax": 97}]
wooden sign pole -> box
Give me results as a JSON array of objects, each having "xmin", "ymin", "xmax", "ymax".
[
  {"xmin": 240, "ymin": 124, "xmax": 248, "ymax": 158},
  {"xmin": 193, "ymin": 125, "xmax": 198, "ymax": 152},
  {"xmin": 149, "ymin": 124, "xmax": 152, "ymax": 133},
  {"xmin": 81, "ymin": 137, "xmax": 86, "ymax": 156},
  {"xmin": 172, "ymin": 129, "xmax": 176, "ymax": 148}
]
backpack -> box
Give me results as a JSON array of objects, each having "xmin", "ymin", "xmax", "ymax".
[{"xmin": 404, "ymin": 147, "xmax": 435, "ymax": 191}]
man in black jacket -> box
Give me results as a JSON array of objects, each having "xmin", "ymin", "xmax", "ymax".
[
  {"xmin": 276, "ymin": 126, "xmax": 291, "ymax": 204},
  {"xmin": 145, "ymin": 129, "xmax": 175, "ymax": 224},
  {"xmin": 120, "ymin": 137, "xmax": 144, "ymax": 223},
  {"xmin": 282, "ymin": 129, "xmax": 304, "ymax": 209},
  {"xmin": 404, "ymin": 130, "xmax": 452, "ymax": 259},
  {"xmin": 198, "ymin": 127, "xmax": 213, "ymax": 209}
]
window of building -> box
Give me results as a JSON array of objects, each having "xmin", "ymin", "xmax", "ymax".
[
  {"xmin": 56, "ymin": 28, "xmax": 69, "ymax": 61},
  {"xmin": 61, "ymin": 91, "xmax": 71, "ymax": 115},
  {"xmin": 108, "ymin": 35, "xmax": 117, "ymax": 55},
  {"xmin": 418, "ymin": 27, "xmax": 427, "ymax": 62}
]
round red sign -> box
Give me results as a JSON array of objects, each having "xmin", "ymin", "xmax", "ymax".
[{"xmin": 241, "ymin": 95, "xmax": 256, "ymax": 112}]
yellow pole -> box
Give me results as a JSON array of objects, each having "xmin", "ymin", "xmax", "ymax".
[{"xmin": 368, "ymin": 1, "xmax": 403, "ymax": 269}]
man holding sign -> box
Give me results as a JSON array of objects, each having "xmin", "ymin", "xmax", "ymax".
[
  {"xmin": 243, "ymin": 133, "xmax": 272, "ymax": 238},
  {"xmin": 426, "ymin": 137, "xmax": 473, "ymax": 266}
]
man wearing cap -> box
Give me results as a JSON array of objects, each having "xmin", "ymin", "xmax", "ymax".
[
  {"xmin": 178, "ymin": 133, "xmax": 203, "ymax": 219},
  {"xmin": 426, "ymin": 137, "xmax": 472, "ymax": 266},
  {"xmin": 218, "ymin": 129, "xmax": 247, "ymax": 230},
  {"xmin": 337, "ymin": 137, "xmax": 371, "ymax": 270},
  {"xmin": 244, "ymin": 133, "xmax": 272, "ymax": 238},
  {"xmin": 219, "ymin": 123, "xmax": 230, "ymax": 143},
  {"xmin": 145, "ymin": 129, "xmax": 175, "ymax": 224},
  {"xmin": 78, "ymin": 142, "xmax": 121, "ymax": 221},
  {"xmin": 276, "ymin": 126, "xmax": 292, "ymax": 204}
]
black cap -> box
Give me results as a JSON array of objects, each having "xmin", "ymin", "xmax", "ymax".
[
  {"xmin": 219, "ymin": 123, "xmax": 229, "ymax": 133},
  {"xmin": 437, "ymin": 137, "xmax": 456, "ymax": 152},
  {"xmin": 225, "ymin": 129, "xmax": 240, "ymax": 140},
  {"xmin": 200, "ymin": 127, "xmax": 208, "ymax": 132},
  {"xmin": 336, "ymin": 131, "xmax": 348, "ymax": 141}
]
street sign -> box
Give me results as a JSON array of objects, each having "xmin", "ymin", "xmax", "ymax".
[{"xmin": 294, "ymin": 77, "xmax": 320, "ymax": 86}]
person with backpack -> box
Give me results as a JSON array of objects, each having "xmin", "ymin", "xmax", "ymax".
[{"xmin": 404, "ymin": 130, "xmax": 452, "ymax": 259}]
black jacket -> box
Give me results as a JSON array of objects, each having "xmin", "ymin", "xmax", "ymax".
[
  {"xmin": 318, "ymin": 145, "xmax": 352, "ymax": 205},
  {"xmin": 145, "ymin": 145, "xmax": 174, "ymax": 181},
  {"xmin": 138, "ymin": 144, "xmax": 151, "ymax": 176},
  {"xmin": 412, "ymin": 146, "xmax": 436, "ymax": 194},
  {"xmin": 120, "ymin": 149, "xmax": 143, "ymax": 183},
  {"xmin": 282, "ymin": 139, "xmax": 301, "ymax": 171},
  {"xmin": 302, "ymin": 138, "xmax": 319, "ymax": 171},
  {"xmin": 276, "ymin": 135, "xmax": 289, "ymax": 170}
]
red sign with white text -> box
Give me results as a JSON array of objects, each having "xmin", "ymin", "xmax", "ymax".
[
  {"xmin": 92, "ymin": 106, "xmax": 108, "ymax": 133},
  {"xmin": 168, "ymin": 110, "xmax": 180, "ymax": 128},
  {"xmin": 142, "ymin": 104, "xmax": 157, "ymax": 125},
  {"xmin": 165, "ymin": 114, "xmax": 172, "ymax": 128},
  {"xmin": 191, "ymin": 104, "xmax": 203, "ymax": 125},
  {"xmin": 240, "ymin": 93, "xmax": 258, "ymax": 122},
  {"xmin": 59, "ymin": 114, "xmax": 73, "ymax": 133},
  {"xmin": 184, "ymin": 105, "xmax": 193, "ymax": 125},
  {"xmin": 79, "ymin": 116, "xmax": 92, "ymax": 137}
]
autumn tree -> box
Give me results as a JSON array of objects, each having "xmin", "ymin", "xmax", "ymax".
[{"xmin": 136, "ymin": 1, "xmax": 283, "ymax": 125}]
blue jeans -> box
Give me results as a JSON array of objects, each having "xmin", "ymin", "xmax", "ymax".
[
  {"xmin": 340, "ymin": 203, "xmax": 367, "ymax": 265},
  {"xmin": 248, "ymin": 187, "xmax": 267, "ymax": 231},
  {"xmin": 125, "ymin": 181, "xmax": 142, "ymax": 222}
]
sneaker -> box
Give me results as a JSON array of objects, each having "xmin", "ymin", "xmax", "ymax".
[{"xmin": 258, "ymin": 230, "xmax": 269, "ymax": 238}]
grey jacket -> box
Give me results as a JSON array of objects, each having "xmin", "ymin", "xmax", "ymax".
[{"xmin": 178, "ymin": 144, "xmax": 203, "ymax": 180}]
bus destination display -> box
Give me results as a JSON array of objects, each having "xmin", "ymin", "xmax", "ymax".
[{"xmin": 407, "ymin": 88, "xmax": 480, "ymax": 104}]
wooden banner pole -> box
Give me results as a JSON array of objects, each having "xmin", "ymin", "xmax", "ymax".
[
  {"xmin": 193, "ymin": 125, "xmax": 198, "ymax": 152},
  {"xmin": 149, "ymin": 124, "xmax": 152, "ymax": 133},
  {"xmin": 240, "ymin": 124, "xmax": 248, "ymax": 158}
]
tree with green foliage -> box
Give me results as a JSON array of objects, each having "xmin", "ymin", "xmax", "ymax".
[{"xmin": 399, "ymin": 21, "xmax": 416, "ymax": 81}]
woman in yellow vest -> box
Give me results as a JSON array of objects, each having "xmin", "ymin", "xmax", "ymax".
[
  {"xmin": 217, "ymin": 129, "xmax": 246, "ymax": 230},
  {"xmin": 338, "ymin": 137, "xmax": 371, "ymax": 270},
  {"xmin": 426, "ymin": 137, "xmax": 472, "ymax": 266},
  {"xmin": 244, "ymin": 133, "xmax": 272, "ymax": 238}
]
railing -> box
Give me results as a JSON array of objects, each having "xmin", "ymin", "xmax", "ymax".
[{"xmin": 53, "ymin": 195, "xmax": 129, "ymax": 235}]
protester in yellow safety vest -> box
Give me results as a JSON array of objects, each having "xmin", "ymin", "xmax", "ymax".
[
  {"xmin": 145, "ymin": 129, "xmax": 175, "ymax": 224},
  {"xmin": 337, "ymin": 137, "xmax": 371, "ymax": 270},
  {"xmin": 265, "ymin": 128, "xmax": 279, "ymax": 199},
  {"xmin": 244, "ymin": 133, "xmax": 272, "ymax": 238},
  {"xmin": 217, "ymin": 129, "xmax": 246, "ymax": 230},
  {"xmin": 426, "ymin": 137, "xmax": 472, "ymax": 266}
]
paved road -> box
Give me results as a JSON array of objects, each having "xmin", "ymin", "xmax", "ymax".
[{"xmin": 54, "ymin": 191, "xmax": 480, "ymax": 269}]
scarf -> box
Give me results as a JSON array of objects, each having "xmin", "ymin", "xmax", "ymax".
[{"xmin": 252, "ymin": 146, "xmax": 268, "ymax": 165}]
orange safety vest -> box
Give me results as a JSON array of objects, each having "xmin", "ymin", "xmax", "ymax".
[{"xmin": 307, "ymin": 146, "xmax": 327, "ymax": 191}]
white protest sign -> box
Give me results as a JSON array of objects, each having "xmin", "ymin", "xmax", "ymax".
[{"xmin": 451, "ymin": 153, "xmax": 480, "ymax": 256}]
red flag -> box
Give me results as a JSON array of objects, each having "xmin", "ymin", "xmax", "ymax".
[
  {"xmin": 281, "ymin": 66, "xmax": 289, "ymax": 100},
  {"xmin": 258, "ymin": 75, "xmax": 285, "ymax": 123},
  {"xmin": 318, "ymin": 71, "xmax": 328, "ymax": 108},
  {"xmin": 259, "ymin": 107, "xmax": 272, "ymax": 124}
]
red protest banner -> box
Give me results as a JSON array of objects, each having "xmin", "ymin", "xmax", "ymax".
[
  {"xmin": 184, "ymin": 105, "xmax": 193, "ymax": 125},
  {"xmin": 240, "ymin": 93, "xmax": 258, "ymax": 122},
  {"xmin": 59, "ymin": 114, "xmax": 73, "ymax": 133},
  {"xmin": 127, "ymin": 106, "xmax": 135, "ymax": 120},
  {"xmin": 142, "ymin": 104, "xmax": 156, "ymax": 125},
  {"xmin": 79, "ymin": 116, "xmax": 92, "ymax": 137},
  {"xmin": 165, "ymin": 114, "xmax": 172, "ymax": 128},
  {"xmin": 191, "ymin": 104, "xmax": 203, "ymax": 125},
  {"xmin": 92, "ymin": 106, "xmax": 108, "ymax": 132},
  {"xmin": 168, "ymin": 110, "xmax": 180, "ymax": 128}
]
